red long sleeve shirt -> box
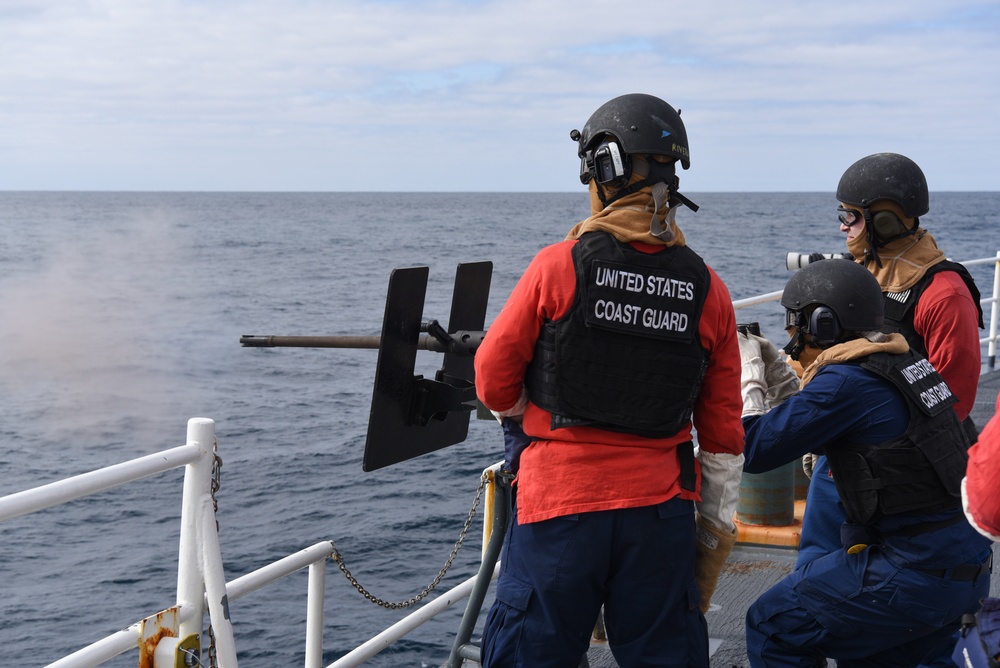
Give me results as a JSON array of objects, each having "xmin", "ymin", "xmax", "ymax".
[
  {"xmin": 475, "ymin": 239, "xmax": 744, "ymax": 524},
  {"xmin": 912, "ymin": 270, "xmax": 982, "ymax": 420}
]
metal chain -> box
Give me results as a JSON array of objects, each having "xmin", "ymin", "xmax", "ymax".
[
  {"xmin": 331, "ymin": 470, "xmax": 490, "ymax": 609},
  {"xmin": 207, "ymin": 437, "xmax": 222, "ymax": 668},
  {"xmin": 207, "ymin": 625, "xmax": 218, "ymax": 668},
  {"xmin": 210, "ymin": 436, "xmax": 222, "ymax": 529}
]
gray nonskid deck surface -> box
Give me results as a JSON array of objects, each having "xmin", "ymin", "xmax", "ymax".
[
  {"xmin": 972, "ymin": 367, "xmax": 1000, "ymax": 429},
  {"xmin": 704, "ymin": 547, "xmax": 801, "ymax": 668}
]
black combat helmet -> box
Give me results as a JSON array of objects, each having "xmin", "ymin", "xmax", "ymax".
[
  {"xmin": 574, "ymin": 93, "xmax": 690, "ymax": 169},
  {"xmin": 836, "ymin": 152, "xmax": 929, "ymax": 218},
  {"xmin": 570, "ymin": 93, "xmax": 697, "ymax": 212},
  {"xmin": 781, "ymin": 259, "xmax": 884, "ymax": 351}
]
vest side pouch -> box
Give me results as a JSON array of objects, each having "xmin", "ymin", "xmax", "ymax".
[{"xmin": 828, "ymin": 450, "xmax": 881, "ymax": 524}]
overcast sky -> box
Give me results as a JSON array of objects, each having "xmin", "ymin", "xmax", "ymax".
[{"xmin": 1, "ymin": 1, "xmax": 998, "ymax": 192}]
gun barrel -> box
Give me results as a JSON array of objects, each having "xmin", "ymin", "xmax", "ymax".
[{"xmin": 240, "ymin": 334, "xmax": 449, "ymax": 351}]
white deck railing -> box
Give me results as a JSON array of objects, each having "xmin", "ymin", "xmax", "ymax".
[
  {"xmin": 0, "ymin": 419, "xmax": 242, "ymax": 668},
  {"xmin": 2, "ymin": 252, "xmax": 998, "ymax": 668},
  {"xmin": 962, "ymin": 252, "xmax": 1000, "ymax": 368},
  {"xmin": 0, "ymin": 417, "xmax": 497, "ymax": 668}
]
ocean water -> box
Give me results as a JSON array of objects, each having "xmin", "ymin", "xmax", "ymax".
[{"xmin": 0, "ymin": 191, "xmax": 997, "ymax": 666}]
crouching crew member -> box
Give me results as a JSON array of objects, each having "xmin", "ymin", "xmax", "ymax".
[{"xmin": 738, "ymin": 259, "xmax": 992, "ymax": 667}]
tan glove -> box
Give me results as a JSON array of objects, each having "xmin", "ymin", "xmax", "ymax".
[{"xmin": 694, "ymin": 513, "xmax": 738, "ymax": 613}]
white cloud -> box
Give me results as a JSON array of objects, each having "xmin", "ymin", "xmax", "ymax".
[{"xmin": 0, "ymin": 0, "xmax": 997, "ymax": 191}]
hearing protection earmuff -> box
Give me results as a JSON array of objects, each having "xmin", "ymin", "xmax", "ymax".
[
  {"xmin": 782, "ymin": 305, "xmax": 842, "ymax": 358},
  {"xmin": 579, "ymin": 137, "xmax": 699, "ymax": 212},
  {"xmin": 862, "ymin": 206, "xmax": 916, "ymax": 267},
  {"xmin": 809, "ymin": 306, "xmax": 841, "ymax": 347},
  {"xmin": 870, "ymin": 209, "xmax": 907, "ymax": 239},
  {"xmin": 580, "ymin": 139, "xmax": 631, "ymax": 188}
]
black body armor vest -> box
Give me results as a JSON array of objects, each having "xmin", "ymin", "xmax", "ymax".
[
  {"xmin": 881, "ymin": 260, "xmax": 983, "ymax": 443},
  {"xmin": 824, "ymin": 349, "xmax": 970, "ymax": 525},
  {"xmin": 882, "ymin": 260, "xmax": 984, "ymax": 353},
  {"xmin": 525, "ymin": 232, "xmax": 710, "ymax": 438}
]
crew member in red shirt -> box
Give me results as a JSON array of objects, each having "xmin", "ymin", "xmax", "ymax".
[
  {"xmin": 474, "ymin": 93, "xmax": 744, "ymax": 667},
  {"xmin": 798, "ymin": 152, "xmax": 984, "ymax": 570}
]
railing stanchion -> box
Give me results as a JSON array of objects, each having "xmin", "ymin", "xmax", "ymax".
[
  {"xmin": 305, "ymin": 559, "xmax": 326, "ymax": 668},
  {"xmin": 202, "ymin": 497, "xmax": 240, "ymax": 666},
  {"xmin": 988, "ymin": 251, "xmax": 999, "ymax": 369},
  {"xmin": 447, "ymin": 465, "xmax": 512, "ymax": 668},
  {"xmin": 176, "ymin": 418, "xmax": 216, "ymax": 659}
]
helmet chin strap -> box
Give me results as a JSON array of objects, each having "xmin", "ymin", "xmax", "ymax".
[
  {"xmin": 782, "ymin": 328, "xmax": 807, "ymax": 360},
  {"xmin": 598, "ymin": 159, "xmax": 700, "ymax": 215},
  {"xmin": 863, "ymin": 208, "xmax": 919, "ymax": 268},
  {"xmin": 863, "ymin": 209, "xmax": 884, "ymax": 269},
  {"xmin": 649, "ymin": 182, "xmax": 675, "ymax": 241},
  {"xmin": 782, "ymin": 310, "xmax": 809, "ymax": 360}
]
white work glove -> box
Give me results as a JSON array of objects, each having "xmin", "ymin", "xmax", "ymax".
[
  {"xmin": 738, "ymin": 332, "xmax": 767, "ymax": 417},
  {"xmin": 695, "ymin": 449, "xmax": 744, "ymax": 612},
  {"xmin": 696, "ymin": 450, "xmax": 744, "ymax": 534},
  {"xmin": 751, "ymin": 333, "xmax": 800, "ymax": 408}
]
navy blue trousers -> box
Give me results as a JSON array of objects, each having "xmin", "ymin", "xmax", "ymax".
[
  {"xmin": 746, "ymin": 544, "xmax": 990, "ymax": 668},
  {"xmin": 480, "ymin": 497, "xmax": 708, "ymax": 668},
  {"xmin": 793, "ymin": 458, "xmax": 972, "ymax": 668},
  {"xmin": 795, "ymin": 457, "xmax": 842, "ymax": 570}
]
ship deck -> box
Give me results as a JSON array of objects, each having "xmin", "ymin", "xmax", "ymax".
[{"xmin": 584, "ymin": 368, "xmax": 1000, "ymax": 668}]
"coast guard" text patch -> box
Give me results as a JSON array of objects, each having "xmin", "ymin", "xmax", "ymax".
[{"xmin": 585, "ymin": 259, "xmax": 698, "ymax": 342}]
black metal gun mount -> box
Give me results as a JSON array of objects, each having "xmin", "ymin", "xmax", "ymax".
[{"xmin": 240, "ymin": 261, "xmax": 492, "ymax": 472}]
